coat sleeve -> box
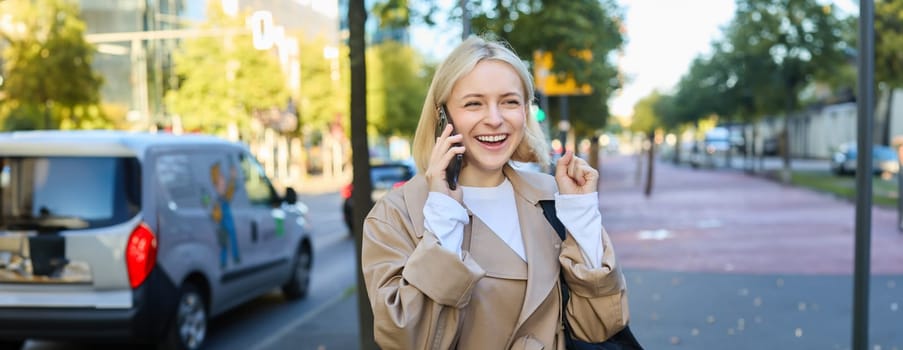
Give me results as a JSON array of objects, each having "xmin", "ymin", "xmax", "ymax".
[
  {"xmin": 362, "ymin": 198, "xmax": 486, "ymax": 350},
  {"xmin": 558, "ymin": 224, "xmax": 630, "ymax": 343}
]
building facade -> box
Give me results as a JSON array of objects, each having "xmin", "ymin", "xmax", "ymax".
[{"xmin": 78, "ymin": 0, "xmax": 340, "ymax": 130}]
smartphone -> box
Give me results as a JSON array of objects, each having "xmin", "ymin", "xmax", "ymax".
[{"xmin": 436, "ymin": 104, "xmax": 463, "ymax": 190}]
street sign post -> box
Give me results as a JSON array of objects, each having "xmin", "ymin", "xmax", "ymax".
[
  {"xmin": 532, "ymin": 50, "xmax": 593, "ymax": 96},
  {"xmin": 532, "ymin": 50, "xmax": 593, "ymax": 155}
]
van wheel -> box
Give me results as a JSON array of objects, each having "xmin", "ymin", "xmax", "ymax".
[
  {"xmin": 281, "ymin": 244, "xmax": 312, "ymax": 300},
  {"xmin": 0, "ymin": 339, "xmax": 24, "ymax": 350},
  {"xmin": 160, "ymin": 283, "xmax": 207, "ymax": 350}
]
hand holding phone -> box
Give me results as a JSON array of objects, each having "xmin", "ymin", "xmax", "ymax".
[{"xmin": 436, "ymin": 105, "xmax": 463, "ymax": 190}]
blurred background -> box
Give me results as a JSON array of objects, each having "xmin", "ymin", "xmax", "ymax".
[{"xmin": 1, "ymin": 0, "xmax": 902, "ymax": 349}]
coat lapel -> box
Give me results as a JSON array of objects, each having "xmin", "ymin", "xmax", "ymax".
[
  {"xmin": 503, "ymin": 166, "xmax": 560, "ymax": 332},
  {"xmin": 402, "ymin": 167, "xmax": 562, "ymax": 336}
]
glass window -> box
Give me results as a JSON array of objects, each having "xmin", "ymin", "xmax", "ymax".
[
  {"xmin": 0, "ymin": 156, "xmax": 141, "ymax": 230},
  {"xmin": 239, "ymin": 153, "xmax": 275, "ymax": 206}
]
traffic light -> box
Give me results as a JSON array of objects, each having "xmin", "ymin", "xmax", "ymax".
[{"xmin": 535, "ymin": 107, "xmax": 546, "ymax": 122}]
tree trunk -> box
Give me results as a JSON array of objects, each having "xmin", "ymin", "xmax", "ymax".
[
  {"xmin": 744, "ymin": 124, "xmax": 753, "ymax": 173},
  {"xmin": 644, "ymin": 132, "xmax": 655, "ymax": 197},
  {"xmin": 295, "ymin": 134, "xmax": 309, "ymax": 178},
  {"xmin": 635, "ymin": 138, "xmax": 644, "ymax": 186},
  {"xmin": 349, "ymin": 1, "xmax": 377, "ymax": 349},
  {"xmin": 673, "ymin": 130, "xmax": 682, "ymax": 165},
  {"xmin": 589, "ymin": 135, "xmax": 599, "ymax": 171},
  {"xmin": 756, "ymin": 126, "xmax": 764, "ymax": 173},
  {"xmin": 781, "ymin": 97, "xmax": 792, "ymax": 184},
  {"xmin": 725, "ymin": 125, "xmax": 733, "ymax": 169},
  {"xmin": 43, "ymin": 101, "xmax": 53, "ymax": 130}
]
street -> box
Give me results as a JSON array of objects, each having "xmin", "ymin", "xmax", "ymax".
[
  {"xmin": 257, "ymin": 154, "xmax": 903, "ymax": 349},
  {"xmin": 23, "ymin": 191, "xmax": 357, "ymax": 350},
  {"xmin": 19, "ymin": 155, "xmax": 903, "ymax": 350}
]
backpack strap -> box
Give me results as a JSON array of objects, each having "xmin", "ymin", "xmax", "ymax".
[{"xmin": 539, "ymin": 200, "xmax": 566, "ymax": 241}]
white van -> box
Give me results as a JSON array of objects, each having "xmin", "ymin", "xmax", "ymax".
[{"xmin": 0, "ymin": 131, "xmax": 313, "ymax": 350}]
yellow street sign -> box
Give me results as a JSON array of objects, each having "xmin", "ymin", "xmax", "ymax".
[{"xmin": 533, "ymin": 50, "xmax": 593, "ymax": 96}]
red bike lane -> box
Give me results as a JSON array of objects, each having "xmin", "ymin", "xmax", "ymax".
[{"xmin": 597, "ymin": 154, "xmax": 903, "ymax": 275}]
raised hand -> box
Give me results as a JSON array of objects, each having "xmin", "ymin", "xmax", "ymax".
[{"xmin": 554, "ymin": 150, "xmax": 598, "ymax": 195}]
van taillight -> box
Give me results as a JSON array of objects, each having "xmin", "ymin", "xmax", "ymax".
[
  {"xmin": 341, "ymin": 183, "xmax": 353, "ymax": 199},
  {"xmin": 126, "ymin": 223, "xmax": 158, "ymax": 288}
]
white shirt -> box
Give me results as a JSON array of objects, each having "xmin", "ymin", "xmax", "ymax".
[{"xmin": 422, "ymin": 179, "xmax": 604, "ymax": 268}]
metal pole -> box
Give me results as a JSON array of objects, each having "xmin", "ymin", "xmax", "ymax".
[
  {"xmin": 853, "ymin": 1, "xmax": 875, "ymax": 349},
  {"xmin": 558, "ymin": 95, "xmax": 569, "ymax": 155}
]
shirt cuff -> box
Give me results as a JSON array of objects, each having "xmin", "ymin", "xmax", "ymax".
[
  {"xmin": 554, "ymin": 192, "xmax": 603, "ymax": 268},
  {"xmin": 424, "ymin": 192, "xmax": 469, "ymax": 258}
]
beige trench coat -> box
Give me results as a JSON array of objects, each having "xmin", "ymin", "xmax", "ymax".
[{"xmin": 362, "ymin": 165, "xmax": 629, "ymax": 350}]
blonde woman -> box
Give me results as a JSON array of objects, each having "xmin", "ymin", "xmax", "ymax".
[{"xmin": 362, "ymin": 36, "xmax": 629, "ymax": 349}]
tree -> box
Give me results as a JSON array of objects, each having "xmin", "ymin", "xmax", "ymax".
[
  {"xmin": 875, "ymin": 0, "xmax": 903, "ymax": 145},
  {"xmin": 470, "ymin": 0, "xmax": 625, "ymax": 136},
  {"xmin": 654, "ymin": 93, "xmax": 690, "ymax": 165},
  {"xmin": 631, "ymin": 91, "xmax": 662, "ymax": 196},
  {"xmin": 704, "ymin": 39, "xmax": 779, "ymax": 171},
  {"xmin": 726, "ymin": 0, "xmax": 847, "ymax": 182},
  {"xmin": 876, "ymin": 0, "xmax": 903, "ymax": 87},
  {"xmin": 348, "ymin": 0, "xmax": 376, "ymax": 349},
  {"xmin": 165, "ymin": 2, "xmax": 288, "ymax": 137},
  {"xmin": 298, "ymin": 37, "xmax": 348, "ymax": 133},
  {"xmin": 0, "ymin": 0, "xmax": 104, "ymax": 130},
  {"xmin": 368, "ymin": 41, "xmax": 431, "ymax": 138}
]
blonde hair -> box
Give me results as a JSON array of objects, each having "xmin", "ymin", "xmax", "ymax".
[{"xmin": 411, "ymin": 36, "xmax": 551, "ymax": 173}]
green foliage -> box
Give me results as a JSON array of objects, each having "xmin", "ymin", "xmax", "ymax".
[
  {"xmin": 372, "ymin": 0, "xmax": 440, "ymax": 28},
  {"xmin": 724, "ymin": 0, "xmax": 847, "ymax": 113},
  {"xmin": 630, "ymin": 91, "xmax": 661, "ymax": 134},
  {"xmin": 298, "ymin": 36, "xmax": 348, "ymax": 132},
  {"xmin": 665, "ymin": 0, "xmax": 849, "ymax": 131},
  {"xmin": 876, "ymin": 0, "xmax": 903, "ymax": 87},
  {"xmin": 165, "ymin": 2, "xmax": 288, "ymax": 135},
  {"xmin": 367, "ymin": 41, "xmax": 431, "ymax": 137},
  {"xmin": 0, "ymin": 0, "xmax": 104, "ymax": 130},
  {"xmin": 295, "ymin": 28, "xmax": 430, "ymax": 140},
  {"xmin": 789, "ymin": 170, "xmax": 898, "ymax": 208},
  {"xmin": 470, "ymin": 0, "xmax": 625, "ymax": 135},
  {"xmin": 372, "ymin": 0, "xmax": 412, "ymax": 28},
  {"xmin": 2, "ymin": 104, "xmax": 43, "ymax": 130}
]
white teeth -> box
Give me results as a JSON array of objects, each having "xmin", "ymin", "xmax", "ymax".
[{"xmin": 476, "ymin": 135, "xmax": 506, "ymax": 142}]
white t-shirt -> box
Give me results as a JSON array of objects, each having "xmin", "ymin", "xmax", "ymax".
[{"xmin": 423, "ymin": 179, "xmax": 603, "ymax": 268}]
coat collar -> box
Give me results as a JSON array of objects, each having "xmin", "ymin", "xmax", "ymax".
[
  {"xmin": 503, "ymin": 165, "xmax": 560, "ymax": 332},
  {"xmin": 402, "ymin": 165, "xmax": 561, "ymax": 334}
]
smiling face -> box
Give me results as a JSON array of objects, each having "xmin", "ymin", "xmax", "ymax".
[{"xmin": 445, "ymin": 59, "xmax": 527, "ymax": 185}]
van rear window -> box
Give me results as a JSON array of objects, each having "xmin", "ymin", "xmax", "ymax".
[{"xmin": 0, "ymin": 156, "xmax": 141, "ymax": 231}]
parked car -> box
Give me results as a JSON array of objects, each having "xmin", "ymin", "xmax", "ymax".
[
  {"xmin": 830, "ymin": 142, "xmax": 900, "ymax": 176},
  {"xmin": 342, "ymin": 161, "xmax": 416, "ymax": 231},
  {"xmin": 0, "ymin": 131, "xmax": 313, "ymax": 350},
  {"xmin": 689, "ymin": 127, "xmax": 736, "ymax": 168}
]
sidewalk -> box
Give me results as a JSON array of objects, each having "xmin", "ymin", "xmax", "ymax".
[
  {"xmin": 600, "ymin": 154, "xmax": 903, "ymax": 275},
  {"xmin": 600, "ymin": 154, "xmax": 903, "ymax": 349},
  {"xmin": 277, "ymin": 155, "xmax": 903, "ymax": 349}
]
